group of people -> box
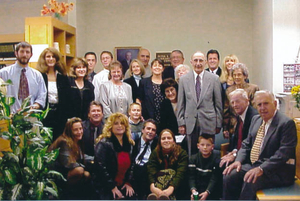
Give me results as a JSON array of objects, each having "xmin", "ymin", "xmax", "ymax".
[{"xmin": 0, "ymin": 41, "xmax": 297, "ymax": 200}]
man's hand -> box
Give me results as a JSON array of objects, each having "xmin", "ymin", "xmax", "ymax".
[
  {"xmin": 220, "ymin": 153, "xmax": 236, "ymax": 168},
  {"xmin": 178, "ymin": 125, "xmax": 186, "ymax": 135},
  {"xmin": 223, "ymin": 161, "xmax": 241, "ymax": 175},
  {"xmin": 243, "ymin": 167, "xmax": 263, "ymax": 183}
]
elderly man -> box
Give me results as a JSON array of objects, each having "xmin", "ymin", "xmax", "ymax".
[
  {"xmin": 131, "ymin": 119, "xmax": 158, "ymax": 200},
  {"xmin": 177, "ymin": 51, "xmax": 223, "ymax": 157},
  {"xmin": 121, "ymin": 51, "xmax": 132, "ymax": 75},
  {"xmin": 223, "ymin": 90, "xmax": 297, "ymax": 200},
  {"xmin": 0, "ymin": 41, "xmax": 46, "ymax": 113},
  {"xmin": 219, "ymin": 89, "xmax": 258, "ymax": 168}
]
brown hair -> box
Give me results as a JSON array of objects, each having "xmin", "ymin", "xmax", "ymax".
[
  {"xmin": 36, "ymin": 47, "xmax": 68, "ymax": 75},
  {"xmin": 108, "ymin": 61, "xmax": 123, "ymax": 80},
  {"xmin": 156, "ymin": 129, "xmax": 180, "ymax": 165},
  {"xmin": 70, "ymin": 57, "xmax": 89, "ymax": 79}
]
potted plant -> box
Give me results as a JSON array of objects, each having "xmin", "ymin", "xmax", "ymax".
[{"xmin": 0, "ymin": 81, "xmax": 65, "ymax": 200}]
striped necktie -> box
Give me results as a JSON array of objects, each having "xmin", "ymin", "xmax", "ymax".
[
  {"xmin": 250, "ymin": 121, "xmax": 266, "ymax": 164},
  {"xmin": 195, "ymin": 74, "xmax": 201, "ymax": 102}
]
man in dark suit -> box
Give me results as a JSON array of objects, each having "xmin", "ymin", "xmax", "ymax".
[
  {"xmin": 121, "ymin": 51, "xmax": 132, "ymax": 76},
  {"xmin": 84, "ymin": 52, "xmax": 97, "ymax": 82},
  {"xmin": 223, "ymin": 90, "xmax": 297, "ymax": 200},
  {"xmin": 131, "ymin": 119, "xmax": 158, "ymax": 200},
  {"xmin": 162, "ymin": 49, "xmax": 184, "ymax": 79},
  {"xmin": 177, "ymin": 51, "xmax": 223, "ymax": 157},
  {"xmin": 220, "ymin": 89, "xmax": 258, "ymax": 168},
  {"xmin": 82, "ymin": 101, "xmax": 104, "ymax": 164},
  {"xmin": 205, "ymin": 49, "xmax": 222, "ymax": 77}
]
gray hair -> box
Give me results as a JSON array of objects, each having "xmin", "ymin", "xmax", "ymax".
[
  {"xmin": 254, "ymin": 90, "xmax": 275, "ymax": 102},
  {"xmin": 231, "ymin": 63, "xmax": 249, "ymax": 78},
  {"xmin": 229, "ymin": 88, "xmax": 249, "ymax": 100},
  {"xmin": 174, "ymin": 64, "xmax": 191, "ymax": 80}
]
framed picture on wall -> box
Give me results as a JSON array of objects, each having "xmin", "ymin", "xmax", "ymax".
[{"xmin": 114, "ymin": 46, "xmax": 141, "ymax": 73}]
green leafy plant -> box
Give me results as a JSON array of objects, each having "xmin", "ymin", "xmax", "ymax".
[{"xmin": 0, "ymin": 81, "xmax": 66, "ymax": 200}]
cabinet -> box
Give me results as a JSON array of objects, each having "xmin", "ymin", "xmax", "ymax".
[
  {"xmin": 25, "ymin": 16, "xmax": 76, "ymax": 69},
  {"xmin": 0, "ymin": 34, "xmax": 24, "ymax": 68}
]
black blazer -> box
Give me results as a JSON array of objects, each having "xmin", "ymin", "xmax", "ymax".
[
  {"xmin": 132, "ymin": 136, "xmax": 158, "ymax": 163},
  {"xmin": 159, "ymin": 98, "xmax": 178, "ymax": 135},
  {"xmin": 42, "ymin": 73, "xmax": 72, "ymax": 121},
  {"xmin": 205, "ymin": 67, "xmax": 222, "ymax": 77},
  {"xmin": 229, "ymin": 105, "xmax": 258, "ymax": 151},
  {"xmin": 162, "ymin": 66, "xmax": 175, "ymax": 80},
  {"xmin": 82, "ymin": 119, "xmax": 103, "ymax": 157},
  {"xmin": 69, "ymin": 77, "xmax": 95, "ymax": 120},
  {"xmin": 138, "ymin": 76, "xmax": 165, "ymax": 120},
  {"xmin": 124, "ymin": 76, "xmax": 141, "ymax": 102}
]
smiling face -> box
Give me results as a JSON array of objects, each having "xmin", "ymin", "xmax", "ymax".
[
  {"xmin": 128, "ymin": 104, "xmax": 142, "ymax": 122},
  {"xmin": 15, "ymin": 47, "xmax": 32, "ymax": 66},
  {"xmin": 131, "ymin": 61, "xmax": 141, "ymax": 76},
  {"xmin": 142, "ymin": 122, "xmax": 157, "ymax": 142},
  {"xmin": 197, "ymin": 138, "xmax": 214, "ymax": 158},
  {"xmin": 72, "ymin": 122, "xmax": 83, "ymax": 141},
  {"xmin": 75, "ymin": 63, "xmax": 87, "ymax": 78},
  {"xmin": 151, "ymin": 61, "xmax": 164, "ymax": 76},
  {"xmin": 110, "ymin": 66, "xmax": 123, "ymax": 82},
  {"xmin": 170, "ymin": 51, "xmax": 184, "ymax": 68},
  {"xmin": 207, "ymin": 53, "xmax": 219, "ymax": 71},
  {"xmin": 45, "ymin": 51, "xmax": 56, "ymax": 68},
  {"xmin": 255, "ymin": 92, "xmax": 277, "ymax": 122},
  {"xmin": 177, "ymin": 66, "xmax": 188, "ymax": 79},
  {"xmin": 112, "ymin": 118, "xmax": 126, "ymax": 136},
  {"xmin": 165, "ymin": 86, "xmax": 177, "ymax": 103},
  {"xmin": 138, "ymin": 49, "xmax": 150, "ymax": 67},
  {"xmin": 225, "ymin": 58, "xmax": 235, "ymax": 71},
  {"xmin": 190, "ymin": 52, "xmax": 206, "ymax": 74},
  {"xmin": 88, "ymin": 105, "xmax": 103, "ymax": 125},
  {"xmin": 160, "ymin": 131, "xmax": 175, "ymax": 151},
  {"xmin": 230, "ymin": 93, "xmax": 249, "ymax": 115},
  {"xmin": 232, "ymin": 68, "xmax": 246, "ymax": 86}
]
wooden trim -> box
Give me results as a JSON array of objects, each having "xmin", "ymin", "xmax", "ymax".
[{"xmin": 0, "ymin": 34, "xmax": 24, "ymax": 43}]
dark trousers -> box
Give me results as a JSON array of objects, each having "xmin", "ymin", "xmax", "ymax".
[{"xmin": 133, "ymin": 164, "xmax": 150, "ymax": 200}]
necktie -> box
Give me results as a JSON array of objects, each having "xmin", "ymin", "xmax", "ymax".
[
  {"xmin": 18, "ymin": 68, "xmax": 29, "ymax": 100},
  {"xmin": 250, "ymin": 121, "xmax": 266, "ymax": 164},
  {"xmin": 195, "ymin": 75, "xmax": 201, "ymax": 102},
  {"xmin": 237, "ymin": 116, "xmax": 244, "ymax": 150},
  {"xmin": 93, "ymin": 127, "xmax": 98, "ymax": 146},
  {"xmin": 137, "ymin": 142, "xmax": 150, "ymax": 165}
]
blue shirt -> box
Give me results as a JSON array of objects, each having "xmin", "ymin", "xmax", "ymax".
[{"xmin": 0, "ymin": 62, "xmax": 47, "ymax": 113}]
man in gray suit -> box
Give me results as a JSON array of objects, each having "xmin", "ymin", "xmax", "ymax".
[
  {"xmin": 223, "ymin": 90, "xmax": 297, "ymax": 200},
  {"xmin": 177, "ymin": 51, "xmax": 223, "ymax": 157}
]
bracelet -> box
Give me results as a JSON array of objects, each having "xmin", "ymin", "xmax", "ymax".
[{"xmin": 205, "ymin": 190, "xmax": 210, "ymax": 195}]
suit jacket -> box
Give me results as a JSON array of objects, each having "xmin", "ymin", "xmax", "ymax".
[
  {"xmin": 205, "ymin": 67, "xmax": 222, "ymax": 77},
  {"xmin": 124, "ymin": 76, "xmax": 141, "ymax": 102},
  {"xmin": 121, "ymin": 59, "xmax": 131, "ymax": 75},
  {"xmin": 162, "ymin": 66, "xmax": 175, "ymax": 80},
  {"xmin": 132, "ymin": 137, "xmax": 158, "ymax": 163},
  {"xmin": 229, "ymin": 106, "xmax": 258, "ymax": 151},
  {"xmin": 177, "ymin": 70, "xmax": 223, "ymax": 135},
  {"xmin": 159, "ymin": 98, "xmax": 178, "ymax": 135},
  {"xmin": 236, "ymin": 112, "xmax": 297, "ymax": 185}
]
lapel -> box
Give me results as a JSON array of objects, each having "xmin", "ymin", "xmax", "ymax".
[
  {"xmin": 261, "ymin": 112, "xmax": 279, "ymax": 151},
  {"xmin": 199, "ymin": 71, "xmax": 210, "ymax": 105},
  {"xmin": 186, "ymin": 71, "xmax": 197, "ymax": 104}
]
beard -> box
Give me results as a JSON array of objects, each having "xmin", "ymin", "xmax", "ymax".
[{"xmin": 17, "ymin": 57, "xmax": 30, "ymax": 65}]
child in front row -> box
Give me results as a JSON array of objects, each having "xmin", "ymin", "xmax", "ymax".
[
  {"xmin": 188, "ymin": 135, "xmax": 222, "ymax": 200},
  {"xmin": 128, "ymin": 103, "xmax": 144, "ymax": 140}
]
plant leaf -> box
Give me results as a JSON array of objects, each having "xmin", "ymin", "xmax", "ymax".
[
  {"xmin": 47, "ymin": 170, "xmax": 67, "ymax": 182},
  {"xmin": 44, "ymin": 186, "xmax": 58, "ymax": 198},
  {"xmin": 4, "ymin": 168, "xmax": 17, "ymax": 185},
  {"xmin": 36, "ymin": 181, "xmax": 45, "ymax": 200},
  {"xmin": 11, "ymin": 183, "xmax": 23, "ymax": 200},
  {"xmin": 44, "ymin": 148, "xmax": 59, "ymax": 164}
]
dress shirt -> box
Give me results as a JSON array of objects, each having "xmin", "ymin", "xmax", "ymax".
[
  {"xmin": 239, "ymin": 106, "xmax": 249, "ymax": 123},
  {"xmin": 193, "ymin": 70, "xmax": 204, "ymax": 85},
  {"xmin": 48, "ymin": 81, "xmax": 58, "ymax": 104},
  {"xmin": 135, "ymin": 138, "xmax": 153, "ymax": 166},
  {"xmin": 93, "ymin": 68, "xmax": 109, "ymax": 102},
  {"xmin": 260, "ymin": 110, "xmax": 277, "ymax": 148},
  {"xmin": 0, "ymin": 62, "xmax": 47, "ymax": 113},
  {"xmin": 209, "ymin": 68, "xmax": 218, "ymax": 75}
]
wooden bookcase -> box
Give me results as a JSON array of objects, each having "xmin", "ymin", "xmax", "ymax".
[
  {"xmin": 0, "ymin": 33, "xmax": 24, "ymax": 67},
  {"xmin": 25, "ymin": 16, "xmax": 76, "ymax": 69}
]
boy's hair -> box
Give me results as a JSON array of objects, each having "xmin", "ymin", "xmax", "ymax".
[
  {"xmin": 198, "ymin": 134, "xmax": 214, "ymax": 144},
  {"xmin": 128, "ymin": 102, "xmax": 142, "ymax": 113}
]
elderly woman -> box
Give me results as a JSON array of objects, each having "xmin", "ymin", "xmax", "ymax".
[
  {"xmin": 223, "ymin": 63, "xmax": 259, "ymax": 138},
  {"xmin": 36, "ymin": 47, "xmax": 72, "ymax": 141},
  {"xmin": 138, "ymin": 58, "xmax": 165, "ymax": 124},
  {"xmin": 99, "ymin": 61, "xmax": 133, "ymax": 119},
  {"xmin": 48, "ymin": 117, "xmax": 91, "ymax": 199},
  {"xmin": 147, "ymin": 129, "xmax": 188, "ymax": 200},
  {"xmin": 94, "ymin": 113, "xmax": 135, "ymax": 200},
  {"xmin": 174, "ymin": 64, "xmax": 190, "ymax": 82},
  {"xmin": 69, "ymin": 58, "xmax": 95, "ymax": 121},
  {"xmin": 124, "ymin": 59, "xmax": 145, "ymax": 102},
  {"xmin": 159, "ymin": 78, "xmax": 179, "ymax": 135}
]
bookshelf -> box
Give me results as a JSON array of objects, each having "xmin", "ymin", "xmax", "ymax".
[
  {"xmin": 25, "ymin": 16, "xmax": 76, "ymax": 69},
  {"xmin": 0, "ymin": 34, "xmax": 24, "ymax": 68}
]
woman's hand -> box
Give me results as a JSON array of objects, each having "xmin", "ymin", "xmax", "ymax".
[
  {"xmin": 111, "ymin": 186, "xmax": 123, "ymax": 199},
  {"xmin": 121, "ymin": 183, "xmax": 135, "ymax": 197},
  {"xmin": 150, "ymin": 183, "xmax": 163, "ymax": 196},
  {"xmin": 162, "ymin": 186, "xmax": 174, "ymax": 197}
]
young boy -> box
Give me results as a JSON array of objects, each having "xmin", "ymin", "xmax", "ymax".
[
  {"xmin": 128, "ymin": 103, "xmax": 143, "ymax": 140},
  {"xmin": 188, "ymin": 135, "xmax": 222, "ymax": 200}
]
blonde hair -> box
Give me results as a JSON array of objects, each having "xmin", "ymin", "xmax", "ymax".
[
  {"xmin": 70, "ymin": 57, "xmax": 89, "ymax": 79},
  {"xmin": 96, "ymin": 113, "xmax": 135, "ymax": 145},
  {"xmin": 128, "ymin": 59, "xmax": 145, "ymax": 76},
  {"xmin": 220, "ymin": 54, "xmax": 239, "ymax": 83}
]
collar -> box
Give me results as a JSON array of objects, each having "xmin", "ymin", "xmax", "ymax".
[
  {"xmin": 141, "ymin": 137, "xmax": 153, "ymax": 146},
  {"xmin": 133, "ymin": 74, "xmax": 142, "ymax": 80},
  {"xmin": 129, "ymin": 117, "xmax": 141, "ymax": 125},
  {"xmin": 239, "ymin": 106, "xmax": 249, "ymax": 122},
  {"xmin": 209, "ymin": 67, "xmax": 218, "ymax": 74},
  {"xmin": 15, "ymin": 62, "xmax": 29, "ymax": 70},
  {"xmin": 193, "ymin": 70, "xmax": 204, "ymax": 80}
]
